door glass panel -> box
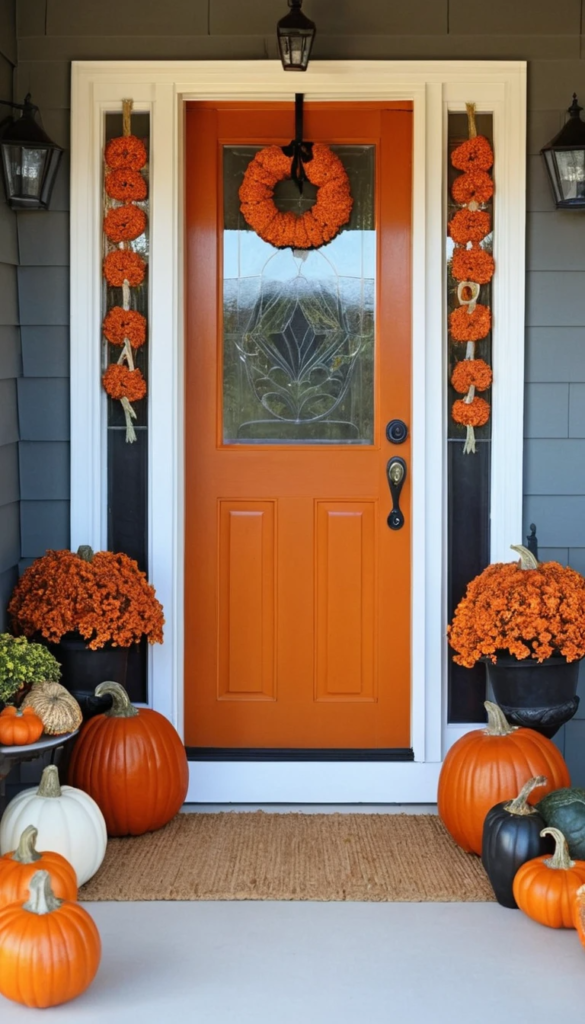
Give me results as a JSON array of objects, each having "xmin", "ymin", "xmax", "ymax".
[{"xmin": 222, "ymin": 145, "xmax": 376, "ymax": 444}]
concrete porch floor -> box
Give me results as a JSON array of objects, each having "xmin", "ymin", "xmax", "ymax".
[{"xmin": 0, "ymin": 807, "xmax": 583, "ymax": 1022}]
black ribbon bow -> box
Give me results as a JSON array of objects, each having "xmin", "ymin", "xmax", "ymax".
[{"xmin": 281, "ymin": 93, "xmax": 313, "ymax": 194}]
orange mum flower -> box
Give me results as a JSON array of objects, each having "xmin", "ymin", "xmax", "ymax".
[
  {"xmin": 104, "ymin": 205, "xmax": 146, "ymax": 243},
  {"xmin": 448, "ymin": 209, "xmax": 491, "ymax": 245},
  {"xmin": 451, "ymin": 246, "xmax": 495, "ymax": 285},
  {"xmin": 102, "ymin": 307, "xmax": 147, "ymax": 348},
  {"xmin": 103, "ymin": 250, "xmax": 146, "ymax": 288},
  {"xmin": 9, "ymin": 547, "xmax": 164, "ymax": 650},
  {"xmin": 451, "ymin": 135, "xmax": 494, "ymax": 172},
  {"xmin": 451, "ymin": 359, "xmax": 492, "ymax": 393},
  {"xmin": 102, "ymin": 364, "xmax": 147, "ymax": 402},
  {"xmin": 105, "ymin": 168, "xmax": 147, "ymax": 203},
  {"xmin": 105, "ymin": 135, "xmax": 147, "ymax": 171},
  {"xmin": 239, "ymin": 143, "xmax": 353, "ymax": 250},
  {"xmin": 452, "ymin": 396, "xmax": 490, "ymax": 428},
  {"xmin": 449, "ymin": 304, "xmax": 491, "ymax": 342},
  {"xmin": 448, "ymin": 556, "xmax": 585, "ymax": 666},
  {"xmin": 451, "ymin": 170, "xmax": 494, "ymax": 206}
]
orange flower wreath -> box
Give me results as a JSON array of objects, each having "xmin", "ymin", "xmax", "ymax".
[
  {"xmin": 105, "ymin": 135, "xmax": 147, "ymax": 172},
  {"xmin": 452, "ymin": 396, "xmax": 490, "ymax": 428},
  {"xmin": 102, "ymin": 307, "xmax": 147, "ymax": 348},
  {"xmin": 104, "ymin": 204, "xmax": 146, "ymax": 243},
  {"xmin": 105, "ymin": 168, "xmax": 147, "ymax": 203},
  {"xmin": 451, "ymin": 135, "xmax": 493, "ymax": 173},
  {"xmin": 449, "ymin": 304, "xmax": 491, "ymax": 342},
  {"xmin": 103, "ymin": 250, "xmax": 146, "ymax": 288},
  {"xmin": 239, "ymin": 143, "xmax": 353, "ymax": 249},
  {"xmin": 448, "ymin": 209, "xmax": 491, "ymax": 245},
  {"xmin": 451, "ymin": 246, "xmax": 495, "ymax": 285},
  {"xmin": 102, "ymin": 364, "xmax": 147, "ymax": 402},
  {"xmin": 451, "ymin": 358, "xmax": 492, "ymax": 393},
  {"xmin": 451, "ymin": 169, "xmax": 494, "ymax": 207}
]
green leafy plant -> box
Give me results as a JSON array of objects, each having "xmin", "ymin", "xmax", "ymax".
[{"xmin": 0, "ymin": 634, "xmax": 61, "ymax": 706}]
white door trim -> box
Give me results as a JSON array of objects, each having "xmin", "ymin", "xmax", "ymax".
[{"xmin": 70, "ymin": 60, "xmax": 526, "ymax": 802}]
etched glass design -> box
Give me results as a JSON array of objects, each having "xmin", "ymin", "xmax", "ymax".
[{"xmin": 223, "ymin": 145, "xmax": 376, "ymax": 444}]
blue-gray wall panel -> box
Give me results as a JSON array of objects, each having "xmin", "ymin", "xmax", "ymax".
[
  {"xmin": 20, "ymin": 440, "xmax": 69, "ymax": 499},
  {"xmin": 0, "ymin": 502, "xmax": 20, "ymax": 574},
  {"xmin": 17, "ymin": 377, "xmax": 69, "ymax": 440},
  {"xmin": 564, "ymin": 719, "xmax": 585, "ymax": 785},
  {"xmin": 17, "ymin": 212, "xmax": 69, "ymax": 267},
  {"xmin": 0, "ymin": 326, "xmax": 21, "ymax": 379},
  {"xmin": 0, "ymin": 200, "xmax": 18, "ymax": 266},
  {"xmin": 0, "ymin": 379, "xmax": 19, "ymax": 445},
  {"xmin": 524, "ymin": 383, "xmax": 569, "ymax": 438},
  {"xmin": 46, "ymin": 0, "xmax": 208, "ymax": 35},
  {"xmin": 20, "ymin": 499, "xmax": 69, "ymax": 556},
  {"xmin": 0, "ymin": 261, "xmax": 19, "ymax": 326},
  {"xmin": 0, "ymin": 443, "xmax": 19, "ymax": 507},
  {"xmin": 0, "ymin": 0, "xmax": 16, "ymax": 63},
  {"xmin": 17, "ymin": 266, "xmax": 69, "ymax": 325},
  {"xmin": 524, "ymin": 497, "xmax": 585, "ymax": 548},
  {"xmin": 449, "ymin": 0, "xmax": 580, "ymax": 35},
  {"xmin": 21, "ymin": 326, "xmax": 69, "ymax": 377},
  {"xmin": 569, "ymin": 384, "xmax": 585, "ymax": 437},
  {"xmin": 17, "ymin": 0, "xmax": 47, "ymax": 36},
  {"xmin": 0, "ymin": 566, "xmax": 17, "ymax": 631},
  {"xmin": 524, "ymin": 439, "xmax": 585, "ymax": 494},
  {"xmin": 211, "ymin": 0, "xmax": 448, "ymax": 37},
  {"xmin": 526, "ymin": 328, "xmax": 585, "ymax": 383},
  {"xmin": 526, "ymin": 272, "xmax": 585, "ymax": 327}
]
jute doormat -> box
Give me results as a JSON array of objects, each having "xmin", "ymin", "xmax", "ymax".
[{"xmin": 79, "ymin": 813, "xmax": 495, "ymax": 903}]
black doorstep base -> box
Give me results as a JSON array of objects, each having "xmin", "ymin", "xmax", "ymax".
[{"xmin": 186, "ymin": 747, "xmax": 414, "ymax": 762}]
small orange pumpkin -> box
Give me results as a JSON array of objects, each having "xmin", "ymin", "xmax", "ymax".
[
  {"xmin": 513, "ymin": 827, "xmax": 585, "ymax": 928},
  {"xmin": 69, "ymin": 681, "xmax": 189, "ymax": 836},
  {"xmin": 575, "ymin": 884, "xmax": 585, "ymax": 945},
  {"xmin": 0, "ymin": 869, "xmax": 101, "ymax": 1008},
  {"xmin": 438, "ymin": 702, "xmax": 571, "ymax": 855},
  {"xmin": 0, "ymin": 706, "xmax": 44, "ymax": 746},
  {"xmin": 0, "ymin": 825, "xmax": 77, "ymax": 909}
]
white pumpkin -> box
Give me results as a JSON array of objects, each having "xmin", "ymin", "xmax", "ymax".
[{"xmin": 0, "ymin": 765, "xmax": 107, "ymax": 886}]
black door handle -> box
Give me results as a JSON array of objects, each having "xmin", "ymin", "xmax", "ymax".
[{"xmin": 386, "ymin": 457, "xmax": 407, "ymax": 530}]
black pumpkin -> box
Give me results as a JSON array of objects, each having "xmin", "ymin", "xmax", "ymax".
[
  {"xmin": 537, "ymin": 787, "xmax": 585, "ymax": 859},
  {"xmin": 482, "ymin": 776, "xmax": 554, "ymax": 909}
]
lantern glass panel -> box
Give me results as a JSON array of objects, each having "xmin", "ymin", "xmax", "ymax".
[
  {"xmin": 279, "ymin": 32, "xmax": 311, "ymax": 70},
  {"xmin": 555, "ymin": 149, "xmax": 585, "ymax": 203}
]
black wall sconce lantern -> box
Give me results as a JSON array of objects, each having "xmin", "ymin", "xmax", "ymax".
[
  {"xmin": 277, "ymin": 0, "xmax": 316, "ymax": 72},
  {"xmin": 0, "ymin": 94, "xmax": 64, "ymax": 211},
  {"xmin": 541, "ymin": 94, "xmax": 585, "ymax": 209}
]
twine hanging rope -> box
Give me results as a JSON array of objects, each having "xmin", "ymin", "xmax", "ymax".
[{"xmin": 122, "ymin": 99, "xmax": 133, "ymax": 138}]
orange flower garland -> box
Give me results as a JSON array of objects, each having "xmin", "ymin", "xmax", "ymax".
[
  {"xmin": 102, "ymin": 307, "xmax": 146, "ymax": 348},
  {"xmin": 104, "ymin": 204, "xmax": 146, "ymax": 244},
  {"xmin": 105, "ymin": 135, "xmax": 147, "ymax": 172},
  {"xmin": 9, "ymin": 547, "xmax": 164, "ymax": 650},
  {"xmin": 451, "ymin": 134, "xmax": 494, "ymax": 172},
  {"xmin": 102, "ymin": 364, "xmax": 147, "ymax": 403},
  {"xmin": 103, "ymin": 250, "xmax": 146, "ymax": 288},
  {"xmin": 449, "ymin": 304, "xmax": 492, "ymax": 342},
  {"xmin": 105, "ymin": 168, "xmax": 147, "ymax": 203},
  {"xmin": 452, "ymin": 396, "xmax": 491, "ymax": 428},
  {"xmin": 451, "ymin": 358, "xmax": 492, "ymax": 393},
  {"xmin": 451, "ymin": 246, "xmax": 494, "ymax": 285},
  {"xmin": 451, "ymin": 169, "xmax": 494, "ymax": 206},
  {"xmin": 239, "ymin": 143, "xmax": 353, "ymax": 250},
  {"xmin": 448, "ymin": 209, "xmax": 491, "ymax": 245}
]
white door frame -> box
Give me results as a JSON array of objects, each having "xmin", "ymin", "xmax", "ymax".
[{"xmin": 70, "ymin": 60, "xmax": 526, "ymax": 802}]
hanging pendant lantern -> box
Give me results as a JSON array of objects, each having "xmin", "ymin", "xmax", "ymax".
[
  {"xmin": 0, "ymin": 94, "xmax": 64, "ymax": 211},
  {"xmin": 277, "ymin": 0, "xmax": 316, "ymax": 72},
  {"xmin": 541, "ymin": 94, "xmax": 585, "ymax": 209}
]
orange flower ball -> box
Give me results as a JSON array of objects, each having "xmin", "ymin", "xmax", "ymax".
[
  {"xmin": 105, "ymin": 135, "xmax": 147, "ymax": 171},
  {"xmin": 105, "ymin": 169, "xmax": 147, "ymax": 203},
  {"xmin": 449, "ymin": 303, "xmax": 491, "ymax": 342},
  {"xmin": 451, "ymin": 246, "xmax": 495, "ymax": 285},
  {"xmin": 104, "ymin": 205, "xmax": 146, "ymax": 244},
  {"xmin": 448, "ymin": 209, "xmax": 491, "ymax": 245},
  {"xmin": 102, "ymin": 307, "xmax": 147, "ymax": 348},
  {"xmin": 103, "ymin": 250, "xmax": 146, "ymax": 288},
  {"xmin": 451, "ymin": 135, "xmax": 494, "ymax": 172},
  {"xmin": 451, "ymin": 358, "xmax": 492, "ymax": 394},
  {"xmin": 452, "ymin": 396, "xmax": 491, "ymax": 428},
  {"xmin": 451, "ymin": 170, "xmax": 494, "ymax": 207},
  {"xmin": 102, "ymin": 364, "xmax": 147, "ymax": 403}
]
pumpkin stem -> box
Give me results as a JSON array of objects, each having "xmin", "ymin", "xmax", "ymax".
[
  {"xmin": 484, "ymin": 701, "xmax": 517, "ymax": 736},
  {"xmin": 505, "ymin": 776, "xmax": 548, "ymax": 815},
  {"xmin": 23, "ymin": 870, "xmax": 62, "ymax": 915},
  {"xmin": 11, "ymin": 825, "xmax": 42, "ymax": 864},
  {"xmin": 76, "ymin": 544, "xmax": 95, "ymax": 563},
  {"xmin": 510, "ymin": 544, "xmax": 539, "ymax": 570},
  {"xmin": 541, "ymin": 827, "xmax": 575, "ymax": 870},
  {"xmin": 94, "ymin": 680, "xmax": 138, "ymax": 718},
  {"xmin": 37, "ymin": 764, "xmax": 62, "ymax": 798}
]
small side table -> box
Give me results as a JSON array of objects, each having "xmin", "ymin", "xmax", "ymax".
[{"xmin": 0, "ymin": 732, "xmax": 79, "ymax": 815}]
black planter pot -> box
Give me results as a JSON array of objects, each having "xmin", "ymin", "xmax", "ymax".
[
  {"xmin": 50, "ymin": 634, "xmax": 129, "ymax": 720},
  {"xmin": 485, "ymin": 654, "xmax": 581, "ymax": 738}
]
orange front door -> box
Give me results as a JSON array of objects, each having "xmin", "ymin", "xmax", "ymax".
[{"xmin": 185, "ymin": 103, "xmax": 412, "ymax": 750}]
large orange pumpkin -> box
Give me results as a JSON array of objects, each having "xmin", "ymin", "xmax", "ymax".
[
  {"xmin": 69, "ymin": 681, "xmax": 189, "ymax": 836},
  {"xmin": 438, "ymin": 701, "xmax": 570, "ymax": 854},
  {"xmin": 513, "ymin": 827, "xmax": 585, "ymax": 928},
  {"xmin": 0, "ymin": 825, "xmax": 77, "ymax": 909},
  {"xmin": 0, "ymin": 706, "xmax": 44, "ymax": 746},
  {"xmin": 0, "ymin": 869, "xmax": 101, "ymax": 1008}
]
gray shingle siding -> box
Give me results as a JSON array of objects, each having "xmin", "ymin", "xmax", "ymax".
[{"xmin": 12, "ymin": 0, "xmax": 585, "ymax": 781}]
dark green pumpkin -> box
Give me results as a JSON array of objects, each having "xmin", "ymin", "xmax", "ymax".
[
  {"xmin": 482, "ymin": 776, "xmax": 553, "ymax": 909},
  {"xmin": 537, "ymin": 787, "xmax": 585, "ymax": 859}
]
